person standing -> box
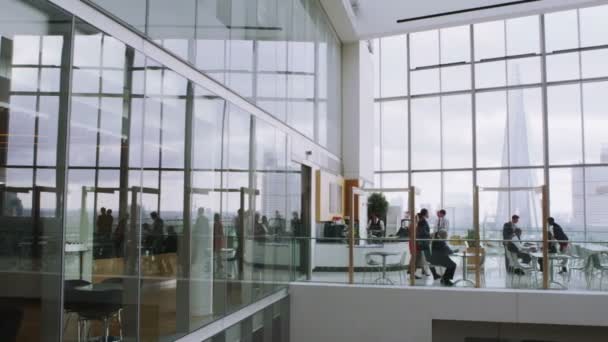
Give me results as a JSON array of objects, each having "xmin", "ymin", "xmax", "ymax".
[
  {"xmin": 150, "ymin": 211, "xmax": 165, "ymax": 254},
  {"xmin": 367, "ymin": 213, "xmax": 385, "ymax": 238},
  {"xmin": 436, "ymin": 209, "xmax": 450, "ymax": 234},
  {"xmin": 113, "ymin": 213, "xmax": 128, "ymax": 257},
  {"xmin": 415, "ymin": 209, "xmax": 438, "ymax": 279},
  {"xmin": 548, "ymin": 217, "xmax": 569, "ymax": 273}
]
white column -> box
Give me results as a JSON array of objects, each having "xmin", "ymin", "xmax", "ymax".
[{"xmin": 341, "ymin": 41, "xmax": 374, "ymax": 183}]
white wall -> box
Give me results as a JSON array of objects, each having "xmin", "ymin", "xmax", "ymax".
[{"xmin": 290, "ymin": 283, "xmax": 608, "ymax": 342}]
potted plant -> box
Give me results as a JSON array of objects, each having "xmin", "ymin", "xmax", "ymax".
[
  {"xmin": 465, "ymin": 229, "xmax": 478, "ymax": 248},
  {"xmin": 367, "ymin": 193, "xmax": 389, "ymax": 222}
]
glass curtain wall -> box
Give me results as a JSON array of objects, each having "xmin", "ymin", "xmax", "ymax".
[
  {"xmin": 373, "ymin": 4, "xmax": 608, "ymax": 241},
  {"xmin": 0, "ymin": 0, "xmax": 304, "ymax": 340},
  {"xmin": 87, "ymin": 0, "xmax": 342, "ymax": 156},
  {"xmin": 0, "ymin": 1, "xmax": 72, "ymax": 341}
]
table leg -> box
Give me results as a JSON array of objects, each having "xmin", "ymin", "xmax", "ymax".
[
  {"xmin": 79, "ymin": 251, "xmax": 84, "ymax": 280},
  {"xmin": 382, "ymin": 257, "xmax": 387, "ymax": 279},
  {"xmin": 462, "ymin": 254, "xmax": 467, "ymax": 280},
  {"xmin": 453, "ymin": 254, "xmax": 475, "ymax": 287}
]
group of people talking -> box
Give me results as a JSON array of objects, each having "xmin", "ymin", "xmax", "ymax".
[
  {"xmin": 411, "ymin": 208, "xmax": 458, "ymax": 286},
  {"xmin": 503, "ymin": 215, "xmax": 569, "ymax": 275}
]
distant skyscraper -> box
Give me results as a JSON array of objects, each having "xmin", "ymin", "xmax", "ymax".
[
  {"xmin": 572, "ymin": 146, "xmax": 608, "ymax": 238},
  {"xmin": 495, "ymin": 68, "xmax": 541, "ymax": 231}
]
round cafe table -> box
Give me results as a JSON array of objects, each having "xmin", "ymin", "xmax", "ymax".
[
  {"xmin": 365, "ymin": 251, "xmax": 400, "ymax": 285},
  {"xmin": 452, "ymin": 252, "xmax": 477, "ymax": 287}
]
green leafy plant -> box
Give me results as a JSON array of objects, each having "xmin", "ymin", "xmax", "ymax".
[
  {"xmin": 367, "ymin": 192, "xmax": 389, "ymax": 221},
  {"xmin": 466, "ymin": 229, "xmax": 479, "ymax": 247}
]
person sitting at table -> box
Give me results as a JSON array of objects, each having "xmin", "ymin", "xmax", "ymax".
[
  {"xmin": 430, "ymin": 229, "xmax": 457, "ymax": 286},
  {"xmin": 367, "ymin": 213, "xmax": 385, "ymax": 238},
  {"xmin": 537, "ymin": 230, "xmax": 560, "ymax": 273},
  {"xmin": 509, "ymin": 228, "xmax": 533, "ymax": 263},
  {"xmin": 503, "ymin": 215, "xmax": 519, "ymax": 271},
  {"xmin": 505, "ymin": 228, "xmax": 533, "ymax": 275}
]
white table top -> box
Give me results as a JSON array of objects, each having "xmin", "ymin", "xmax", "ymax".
[
  {"xmin": 65, "ymin": 243, "xmax": 88, "ymax": 252},
  {"xmin": 529, "ymin": 252, "xmax": 571, "ymax": 260},
  {"xmin": 577, "ymin": 243, "xmax": 608, "ymax": 253},
  {"xmin": 366, "ymin": 251, "xmax": 400, "ymax": 257},
  {"xmin": 452, "ymin": 252, "xmax": 478, "ymax": 258},
  {"xmin": 75, "ymin": 283, "xmax": 123, "ymax": 291}
]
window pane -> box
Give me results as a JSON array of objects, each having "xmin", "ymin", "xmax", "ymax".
[
  {"xmin": 477, "ymin": 170, "xmax": 502, "ymax": 238},
  {"xmin": 12, "ymin": 35, "xmax": 40, "ymax": 64},
  {"xmin": 507, "ymin": 57, "xmax": 541, "ymax": 85},
  {"xmin": 442, "ymin": 95, "xmax": 472, "ymax": 169},
  {"xmin": 510, "ymin": 88, "xmax": 544, "ymax": 167},
  {"xmin": 582, "ymin": 82, "xmax": 608, "ymax": 163},
  {"xmin": 288, "ymin": 101, "xmax": 314, "ymax": 139},
  {"xmin": 411, "ymin": 97, "xmax": 440, "ymax": 170},
  {"xmin": 548, "ymin": 85, "xmax": 583, "ymax": 165},
  {"xmin": 36, "ymin": 96, "xmax": 59, "ymax": 166},
  {"xmin": 257, "ymin": 41, "xmax": 287, "ymax": 72},
  {"xmin": 410, "ymin": 30, "xmax": 439, "ymax": 68},
  {"xmin": 6, "ymin": 96, "xmax": 35, "ymax": 165},
  {"xmin": 579, "ymin": 5, "xmax": 608, "ymax": 47},
  {"xmin": 581, "ymin": 49, "xmax": 608, "ymax": 79},
  {"xmin": 550, "ymin": 168, "xmax": 585, "ymax": 241},
  {"xmin": 474, "ymin": 20, "xmax": 505, "ymax": 61},
  {"xmin": 545, "ymin": 10, "xmax": 579, "ymax": 52},
  {"xmin": 546, "ymin": 52, "xmax": 580, "ymax": 82},
  {"xmin": 441, "ymin": 65, "xmax": 471, "ymax": 92},
  {"xmin": 411, "ymin": 69, "xmax": 439, "ymax": 95},
  {"xmin": 509, "ymin": 168, "xmax": 544, "ymax": 230},
  {"xmin": 475, "ymin": 61, "xmax": 506, "ymax": 89},
  {"xmin": 506, "ymin": 16, "xmax": 540, "ymax": 56},
  {"xmin": 381, "ymin": 173, "xmax": 408, "ymax": 188},
  {"xmin": 440, "ymin": 25, "xmax": 470, "ymax": 64},
  {"xmin": 381, "ymin": 100, "xmax": 407, "ymax": 171},
  {"xmin": 476, "ymin": 91, "xmax": 507, "ymax": 168},
  {"xmin": 374, "ymin": 102, "xmax": 380, "ymax": 171},
  {"xmin": 380, "ymin": 35, "xmax": 407, "ymax": 97},
  {"xmin": 412, "ymin": 172, "xmax": 441, "ymax": 216},
  {"xmin": 69, "ymin": 97, "xmax": 98, "ymax": 166},
  {"xmin": 585, "ymin": 166, "xmax": 608, "ymax": 240},
  {"xmin": 443, "ymin": 171, "xmax": 473, "ymax": 236}
]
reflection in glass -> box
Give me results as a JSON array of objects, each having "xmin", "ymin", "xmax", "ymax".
[{"xmin": 0, "ymin": 2, "xmax": 70, "ymax": 340}]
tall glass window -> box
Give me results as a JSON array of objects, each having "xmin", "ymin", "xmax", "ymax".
[{"xmin": 372, "ymin": 3, "xmax": 608, "ymax": 241}]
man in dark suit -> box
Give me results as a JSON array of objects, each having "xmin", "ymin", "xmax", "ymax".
[
  {"xmin": 430, "ymin": 229, "xmax": 457, "ymax": 286},
  {"xmin": 548, "ymin": 217, "xmax": 569, "ymax": 273},
  {"xmin": 503, "ymin": 215, "xmax": 519, "ymax": 271},
  {"xmin": 549, "ymin": 217, "xmax": 569, "ymax": 251}
]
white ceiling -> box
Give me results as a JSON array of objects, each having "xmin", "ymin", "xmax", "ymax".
[{"xmin": 321, "ymin": 0, "xmax": 608, "ymax": 42}]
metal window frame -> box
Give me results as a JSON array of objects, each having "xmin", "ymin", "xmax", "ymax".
[{"xmin": 373, "ymin": 5, "xmax": 608, "ymax": 242}]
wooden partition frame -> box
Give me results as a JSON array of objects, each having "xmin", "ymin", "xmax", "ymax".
[
  {"xmin": 475, "ymin": 185, "xmax": 548, "ymax": 289},
  {"xmin": 349, "ymin": 187, "xmax": 415, "ymax": 285}
]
